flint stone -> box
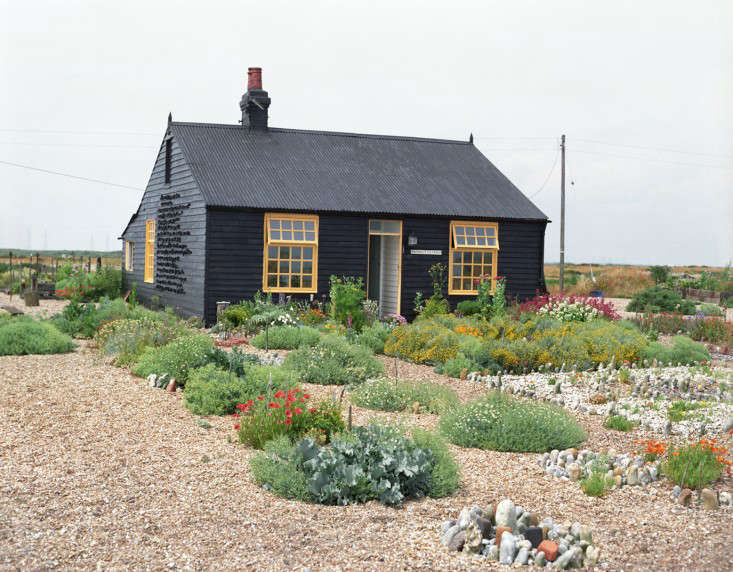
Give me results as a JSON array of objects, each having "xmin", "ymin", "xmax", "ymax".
[
  {"xmin": 525, "ymin": 526, "xmax": 543, "ymax": 548},
  {"xmin": 475, "ymin": 516, "xmax": 492, "ymax": 539},
  {"xmin": 554, "ymin": 546, "xmax": 580, "ymax": 569},
  {"xmin": 514, "ymin": 547, "xmax": 530, "ymax": 565},
  {"xmin": 720, "ymin": 492, "xmax": 732, "ymax": 507},
  {"xmin": 486, "ymin": 544, "xmax": 499, "ymax": 561},
  {"xmin": 567, "ymin": 462, "xmax": 581, "ymax": 482},
  {"xmin": 440, "ymin": 524, "xmax": 462, "ymax": 547},
  {"xmin": 447, "ymin": 530, "xmax": 465, "ymax": 551},
  {"xmin": 499, "ymin": 532, "xmax": 517, "ymax": 565},
  {"xmin": 701, "ymin": 488, "xmax": 719, "ymax": 510},
  {"xmin": 440, "ymin": 520, "xmax": 455, "ymax": 535},
  {"xmin": 535, "ymin": 552, "xmax": 547, "ymax": 567},
  {"xmin": 495, "ymin": 499, "xmax": 517, "ymax": 530},
  {"xmin": 462, "ymin": 522, "xmax": 483, "ymax": 554},
  {"xmin": 678, "ymin": 488, "xmax": 693, "ymax": 507},
  {"xmin": 586, "ymin": 545, "xmax": 601, "ymax": 566},
  {"xmin": 579, "ymin": 525, "xmax": 593, "ymax": 544}
]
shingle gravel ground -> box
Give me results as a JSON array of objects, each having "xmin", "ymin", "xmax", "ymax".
[{"xmin": 1, "ymin": 341, "xmax": 732, "ymax": 571}]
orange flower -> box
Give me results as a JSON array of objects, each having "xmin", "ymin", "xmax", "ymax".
[{"xmin": 672, "ymin": 452, "xmax": 680, "ymax": 457}]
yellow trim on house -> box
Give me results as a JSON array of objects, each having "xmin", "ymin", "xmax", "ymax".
[
  {"xmin": 448, "ymin": 220, "xmax": 499, "ymax": 295},
  {"xmin": 144, "ymin": 219, "xmax": 155, "ymax": 283},
  {"xmin": 262, "ymin": 213, "xmax": 319, "ymax": 293},
  {"xmin": 125, "ymin": 241, "xmax": 134, "ymax": 271}
]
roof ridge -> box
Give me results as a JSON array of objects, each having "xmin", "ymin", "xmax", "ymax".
[{"xmin": 170, "ymin": 121, "xmax": 470, "ymax": 145}]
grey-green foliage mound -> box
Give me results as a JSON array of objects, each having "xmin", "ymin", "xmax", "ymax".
[
  {"xmin": 249, "ymin": 424, "xmax": 459, "ymax": 506},
  {"xmin": 132, "ymin": 333, "xmax": 213, "ymax": 385},
  {"xmin": 439, "ymin": 391, "xmax": 587, "ymax": 452},
  {"xmin": 283, "ymin": 334, "xmax": 383, "ymax": 385},
  {"xmin": 183, "ymin": 363, "xmax": 296, "ymax": 416},
  {"xmin": 350, "ymin": 377, "xmax": 458, "ymax": 414},
  {"xmin": 250, "ymin": 325, "xmax": 321, "ymax": 350},
  {"xmin": 0, "ymin": 317, "xmax": 75, "ymax": 355}
]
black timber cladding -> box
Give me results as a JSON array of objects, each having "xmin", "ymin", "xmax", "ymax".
[
  {"xmin": 170, "ymin": 122, "xmax": 548, "ymax": 221},
  {"xmin": 121, "ymin": 136, "xmax": 206, "ymax": 318},
  {"xmin": 204, "ymin": 209, "xmax": 546, "ymax": 324}
]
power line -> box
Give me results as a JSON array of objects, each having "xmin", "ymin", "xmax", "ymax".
[
  {"xmin": 574, "ymin": 137, "xmax": 733, "ymax": 159},
  {"xmin": 0, "ymin": 141, "xmax": 158, "ymax": 149},
  {"xmin": 572, "ymin": 148, "xmax": 733, "ymax": 169},
  {"xmin": 0, "ymin": 159, "xmax": 144, "ymax": 191},
  {"xmin": 0, "ymin": 127, "xmax": 159, "ymax": 136},
  {"xmin": 529, "ymin": 141, "xmax": 560, "ymax": 199}
]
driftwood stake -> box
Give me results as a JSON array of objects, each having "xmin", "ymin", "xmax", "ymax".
[
  {"xmin": 697, "ymin": 461, "xmax": 704, "ymax": 502},
  {"xmin": 348, "ymin": 405, "xmax": 352, "ymax": 431},
  {"xmin": 680, "ymin": 458, "xmax": 691, "ymax": 488}
]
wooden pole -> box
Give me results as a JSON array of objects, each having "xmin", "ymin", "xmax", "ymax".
[{"xmin": 559, "ymin": 134, "xmax": 566, "ymax": 292}]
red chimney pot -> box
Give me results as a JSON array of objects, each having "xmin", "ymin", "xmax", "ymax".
[{"xmin": 247, "ymin": 67, "xmax": 262, "ymax": 90}]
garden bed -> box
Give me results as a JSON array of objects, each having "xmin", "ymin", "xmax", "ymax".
[{"xmin": 1, "ymin": 342, "xmax": 731, "ymax": 570}]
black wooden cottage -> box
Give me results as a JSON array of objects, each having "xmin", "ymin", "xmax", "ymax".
[{"xmin": 121, "ymin": 68, "xmax": 548, "ymax": 325}]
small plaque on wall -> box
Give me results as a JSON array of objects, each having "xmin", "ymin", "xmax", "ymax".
[{"xmin": 410, "ymin": 249, "xmax": 442, "ymax": 255}]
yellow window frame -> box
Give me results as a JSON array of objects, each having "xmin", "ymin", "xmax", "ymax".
[
  {"xmin": 144, "ymin": 219, "xmax": 155, "ymax": 283},
  {"xmin": 125, "ymin": 241, "xmax": 134, "ymax": 271},
  {"xmin": 262, "ymin": 213, "xmax": 319, "ymax": 293},
  {"xmin": 448, "ymin": 221, "xmax": 499, "ymax": 295}
]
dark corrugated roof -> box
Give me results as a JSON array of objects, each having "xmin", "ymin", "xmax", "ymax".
[{"xmin": 169, "ymin": 122, "xmax": 548, "ymax": 220}]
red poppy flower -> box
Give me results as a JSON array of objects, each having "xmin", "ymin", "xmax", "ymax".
[
  {"xmin": 234, "ymin": 424, "xmax": 240, "ymax": 430},
  {"xmin": 294, "ymin": 407, "xmax": 303, "ymax": 415},
  {"xmin": 268, "ymin": 402, "xmax": 280, "ymax": 409},
  {"xmin": 303, "ymin": 393, "xmax": 311, "ymax": 399},
  {"xmin": 309, "ymin": 408, "xmax": 317, "ymax": 414},
  {"xmin": 285, "ymin": 419, "xmax": 292, "ymax": 426},
  {"xmin": 285, "ymin": 410, "xmax": 292, "ymax": 418},
  {"xmin": 274, "ymin": 390, "xmax": 285, "ymax": 399},
  {"xmin": 257, "ymin": 395, "xmax": 264, "ymax": 400}
]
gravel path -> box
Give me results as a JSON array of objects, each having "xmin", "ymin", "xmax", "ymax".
[
  {"xmin": 2, "ymin": 343, "xmax": 731, "ymax": 570},
  {"xmin": 0, "ymin": 292, "xmax": 68, "ymax": 319}
]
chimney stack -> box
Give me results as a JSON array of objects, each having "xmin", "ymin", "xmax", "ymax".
[{"xmin": 240, "ymin": 67, "xmax": 270, "ymax": 129}]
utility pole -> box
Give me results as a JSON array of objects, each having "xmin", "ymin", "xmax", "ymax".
[{"xmin": 559, "ymin": 134, "xmax": 566, "ymax": 292}]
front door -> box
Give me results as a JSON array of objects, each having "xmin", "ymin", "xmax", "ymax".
[{"xmin": 367, "ymin": 220, "xmax": 402, "ymax": 318}]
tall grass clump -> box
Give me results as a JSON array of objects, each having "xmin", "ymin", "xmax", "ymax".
[
  {"xmin": 439, "ymin": 392, "xmax": 586, "ymax": 452},
  {"xmin": 641, "ymin": 335, "xmax": 710, "ymax": 365},
  {"xmin": 350, "ymin": 377, "xmax": 458, "ymax": 414}
]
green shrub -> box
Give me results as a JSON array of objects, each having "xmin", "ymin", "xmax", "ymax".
[
  {"xmin": 641, "ymin": 335, "xmax": 710, "ymax": 365},
  {"xmin": 96, "ymin": 317, "xmax": 186, "ymax": 364},
  {"xmin": 438, "ymin": 354, "xmax": 481, "ymax": 378},
  {"xmin": 184, "ymin": 363, "xmax": 297, "ymax": 416},
  {"xmin": 455, "ymin": 300, "xmax": 481, "ymax": 316},
  {"xmin": 0, "ymin": 318, "xmax": 75, "ymax": 355},
  {"xmin": 698, "ymin": 303, "xmax": 724, "ymax": 317},
  {"xmin": 439, "ymin": 392, "xmax": 586, "ymax": 452},
  {"xmin": 662, "ymin": 441, "xmax": 728, "ymax": 488},
  {"xmin": 132, "ymin": 334, "xmax": 214, "ymax": 385},
  {"xmin": 204, "ymin": 346, "xmax": 261, "ymax": 376},
  {"xmin": 250, "ymin": 325, "xmax": 321, "ymax": 350},
  {"xmin": 251, "ymin": 424, "xmax": 441, "ymax": 506},
  {"xmin": 355, "ymin": 322, "xmax": 391, "ymax": 354},
  {"xmin": 422, "ymin": 295, "xmax": 451, "ymax": 318},
  {"xmin": 648, "ymin": 265, "xmax": 671, "ymax": 285},
  {"xmin": 249, "ymin": 436, "xmax": 311, "ymax": 501},
  {"xmin": 603, "ymin": 415, "xmax": 636, "ymax": 432},
  {"xmin": 350, "ymin": 377, "xmax": 459, "ymax": 414},
  {"xmin": 580, "ymin": 470, "xmax": 613, "ymax": 497},
  {"xmin": 283, "ymin": 334, "xmax": 383, "ymax": 385},
  {"xmin": 626, "ymin": 286, "xmax": 696, "ymax": 314},
  {"xmin": 55, "ymin": 266, "xmax": 122, "ymax": 302},
  {"xmin": 384, "ymin": 320, "xmax": 459, "ymax": 364},
  {"xmin": 237, "ymin": 391, "xmax": 345, "ymax": 449},
  {"xmin": 411, "ymin": 428, "xmax": 460, "ymax": 498},
  {"xmin": 329, "ymin": 275, "xmax": 367, "ymax": 331}
]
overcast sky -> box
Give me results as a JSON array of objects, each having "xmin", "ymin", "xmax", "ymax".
[{"xmin": 1, "ymin": 0, "xmax": 731, "ymax": 265}]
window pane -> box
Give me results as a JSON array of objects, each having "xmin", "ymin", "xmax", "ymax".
[
  {"xmin": 267, "ymin": 274, "xmax": 277, "ymax": 287},
  {"xmin": 267, "ymin": 260, "xmax": 277, "ymax": 273},
  {"xmin": 279, "ymin": 275, "xmax": 289, "ymax": 287},
  {"xmin": 280, "ymin": 246, "xmax": 290, "ymax": 259},
  {"xmin": 291, "ymin": 275, "xmax": 301, "ymax": 288},
  {"xmin": 476, "ymin": 236, "xmax": 486, "ymax": 246},
  {"xmin": 270, "ymin": 230, "xmax": 280, "ymax": 241},
  {"xmin": 270, "ymin": 219, "xmax": 280, "ymax": 230},
  {"xmin": 294, "ymin": 231, "xmax": 304, "ymax": 241},
  {"xmin": 452, "ymin": 278, "xmax": 461, "ymax": 290},
  {"xmin": 268, "ymin": 246, "xmax": 278, "ymax": 258},
  {"xmin": 279, "ymin": 261, "xmax": 289, "ymax": 273},
  {"xmin": 293, "ymin": 220, "xmax": 304, "ymax": 230},
  {"xmin": 456, "ymin": 236, "xmax": 466, "ymax": 246},
  {"xmin": 383, "ymin": 221, "xmax": 400, "ymax": 233},
  {"xmin": 292, "ymin": 247, "xmax": 301, "ymax": 259},
  {"xmin": 302, "ymin": 275, "xmax": 312, "ymax": 288},
  {"xmin": 303, "ymin": 260, "xmax": 313, "ymax": 273},
  {"xmin": 462, "ymin": 278, "xmax": 472, "ymax": 290},
  {"xmin": 487, "ymin": 238, "xmax": 496, "ymax": 246},
  {"xmin": 454, "ymin": 265, "xmax": 462, "ymax": 276},
  {"xmin": 466, "ymin": 236, "xmax": 476, "ymax": 246},
  {"xmin": 486, "ymin": 227, "xmax": 495, "ymax": 237},
  {"xmin": 476, "ymin": 227, "xmax": 485, "ymax": 236},
  {"xmin": 454, "ymin": 226, "xmax": 465, "ymax": 235},
  {"xmin": 369, "ymin": 221, "xmax": 382, "ymax": 233},
  {"xmin": 305, "ymin": 220, "xmax": 315, "ymax": 231},
  {"xmin": 464, "ymin": 251, "xmax": 473, "ymax": 263},
  {"xmin": 303, "ymin": 247, "xmax": 312, "ymax": 260},
  {"xmin": 453, "ymin": 251, "xmax": 461, "ymax": 263},
  {"xmin": 282, "ymin": 220, "xmax": 292, "ymax": 230},
  {"xmin": 305, "ymin": 231, "xmax": 315, "ymax": 242},
  {"xmin": 472, "ymin": 265, "xmax": 481, "ymax": 276},
  {"xmin": 466, "ymin": 227, "xmax": 475, "ymax": 236},
  {"xmin": 282, "ymin": 230, "xmax": 292, "ymax": 240},
  {"xmin": 292, "ymin": 261, "xmax": 301, "ymax": 273}
]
